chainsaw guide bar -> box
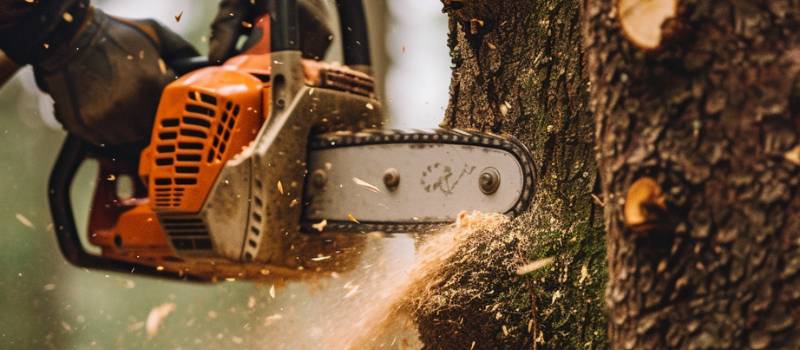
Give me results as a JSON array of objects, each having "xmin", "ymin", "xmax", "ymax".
[{"xmin": 302, "ymin": 128, "xmax": 537, "ymax": 233}]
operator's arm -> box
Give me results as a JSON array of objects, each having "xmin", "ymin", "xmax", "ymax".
[
  {"xmin": 0, "ymin": 0, "xmax": 76, "ymax": 88},
  {"xmin": 0, "ymin": 0, "xmax": 332, "ymax": 146},
  {"xmin": 0, "ymin": 0, "xmax": 84, "ymax": 65},
  {"xmin": 0, "ymin": 0, "xmax": 198, "ymax": 146}
]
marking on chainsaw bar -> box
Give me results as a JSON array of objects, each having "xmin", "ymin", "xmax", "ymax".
[{"xmin": 420, "ymin": 163, "xmax": 476, "ymax": 195}]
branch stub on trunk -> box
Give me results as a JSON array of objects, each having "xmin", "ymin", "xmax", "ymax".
[
  {"xmin": 623, "ymin": 176, "xmax": 667, "ymax": 233},
  {"xmin": 618, "ymin": 0, "xmax": 678, "ymax": 49}
]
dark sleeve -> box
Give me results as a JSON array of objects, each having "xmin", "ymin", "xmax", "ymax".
[{"xmin": 0, "ymin": 0, "xmax": 87, "ymax": 65}]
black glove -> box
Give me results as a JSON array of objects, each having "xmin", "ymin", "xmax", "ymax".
[
  {"xmin": 209, "ymin": 0, "xmax": 333, "ymax": 64},
  {"xmin": 0, "ymin": 0, "xmax": 87, "ymax": 65},
  {"xmin": 0, "ymin": 0, "xmax": 199, "ymax": 146}
]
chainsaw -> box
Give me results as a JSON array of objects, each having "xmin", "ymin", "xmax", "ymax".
[{"xmin": 48, "ymin": 0, "xmax": 536, "ymax": 281}]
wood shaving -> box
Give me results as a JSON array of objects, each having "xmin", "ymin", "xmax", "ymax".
[
  {"xmin": 145, "ymin": 303, "xmax": 176, "ymax": 338},
  {"xmin": 343, "ymin": 284, "xmax": 360, "ymax": 299},
  {"xmin": 15, "ymin": 213, "xmax": 34, "ymax": 229},
  {"xmin": 516, "ymin": 257, "xmax": 555, "ymax": 275},
  {"xmin": 578, "ymin": 264, "xmax": 590, "ymax": 284},
  {"xmin": 353, "ymin": 177, "xmax": 380, "ymax": 193},
  {"xmin": 784, "ymin": 145, "xmax": 800, "ymax": 165},
  {"xmin": 158, "ymin": 59, "xmax": 167, "ymax": 75},
  {"xmin": 264, "ymin": 314, "xmax": 283, "ymax": 327},
  {"xmin": 312, "ymin": 219, "xmax": 327, "ymax": 232}
]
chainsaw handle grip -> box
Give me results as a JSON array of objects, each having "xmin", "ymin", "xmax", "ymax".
[
  {"xmin": 48, "ymin": 134, "xmax": 91, "ymax": 266},
  {"xmin": 336, "ymin": 0, "xmax": 371, "ymax": 67},
  {"xmin": 48, "ymin": 134, "xmax": 199, "ymax": 280},
  {"xmin": 171, "ymin": 56, "xmax": 211, "ymax": 76},
  {"xmin": 265, "ymin": 0, "xmax": 372, "ymax": 67},
  {"xmin": 169, "ymin": 0, "xmax": 371, "ymax": 73},
  {"xmin": 266, "ymin": 0, "xmax": 299, "ymax": 52}
]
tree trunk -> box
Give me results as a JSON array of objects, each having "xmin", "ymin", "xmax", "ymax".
[
  {"xmin": 409, "ymin": 1, "xmax": 607, "ymax": 348},
  {"xmin": 586, "ymin": 1, "xmax": 800, "ymax": 348}
]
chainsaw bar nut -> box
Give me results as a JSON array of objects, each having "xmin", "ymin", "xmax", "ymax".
[
  {"xmin": 383, "ymin": 168, "xmax": 400, "ymax": 191},
  {"xmin": 479, "ymin": 167, "xmax": 501, "ymax": 195},
  {"xmin": 311, "ymin": 169, "xmax": 327, "ymax": 189}
]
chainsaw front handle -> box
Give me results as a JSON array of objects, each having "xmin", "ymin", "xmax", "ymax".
[
  {"xmin": 336, "ymin": 0, "xmax": 371, "ymax": 68},
  {"xmin": 170, "ymin": 0, "xmax": 371, "ymax": 74}
]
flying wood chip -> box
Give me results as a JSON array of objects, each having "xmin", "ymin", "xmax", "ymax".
[
  {"xmin": 145, "ymin": 303, "xmax": 176, "ymax": 338},
  {"xmin": 353, "ymin": 177, "xmax": 380, "ymax": 193}
]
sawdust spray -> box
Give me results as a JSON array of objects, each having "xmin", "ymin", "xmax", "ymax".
[{"xmin": 324, "ymin": 211, "xmax": 509, "ymax": 349}]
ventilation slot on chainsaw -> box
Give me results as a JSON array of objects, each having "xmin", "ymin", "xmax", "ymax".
[
  {"xmin": 160, "ymin": 215, "xmax": 214, "ymax": 252},
  {"xmin": 207, "ymin": 101, "xmax": 241, "ymax": 163},
  {"xmin": 243, "ymin": 178, "xmax": 265, "ymax": 261},
  {"xmin": 150, "ymin": 91, "xmax": 220, "ymax": 209}
]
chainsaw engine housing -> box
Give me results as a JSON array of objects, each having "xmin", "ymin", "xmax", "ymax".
[{"xmin": 87, "ymin": 55, "xmax": 381, "ymax": 280}]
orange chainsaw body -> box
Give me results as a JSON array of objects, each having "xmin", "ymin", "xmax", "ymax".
[
  {"xmin": 78, "ymin": 28, "xmax": 377, "ymax": 280},
  {"xmin": 86, "ymin": 20, "xmax": 273, "ymax": 274},
  {"xmin": 91, "ymin": 65, "xmax": 269, "ymax": 256}
]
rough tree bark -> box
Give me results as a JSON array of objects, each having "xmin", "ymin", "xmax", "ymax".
[
  {"xmin": 586, "ymin": 0, "xmax": 800, "ymax": 348},
  {"xmin": 409, "ymin": 1, "xmax": 607, "ymax": 348}
]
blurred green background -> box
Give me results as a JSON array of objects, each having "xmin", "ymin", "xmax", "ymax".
[{"xmin": 0, "ymin": 1, "xmax": 450, "ymax": 349}]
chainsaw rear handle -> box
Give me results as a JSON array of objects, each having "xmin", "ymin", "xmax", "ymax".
[
  {"xmin": 48, "ymin": 135, "xmax": 203, "ymax": 281},
  {"xmin": 171, "ymin": 0, "xmax": 371, "ymax": 74}
]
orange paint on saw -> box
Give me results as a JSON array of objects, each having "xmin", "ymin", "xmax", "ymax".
[{"xmin": 90, "ymin": 18, "xmax": 272, "ymax": 264}]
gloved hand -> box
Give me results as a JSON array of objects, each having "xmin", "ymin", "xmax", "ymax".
[
  {"xmin": 0, "ymin": 0, "xmax": 198, "ymax": 146},
  {"xmin": 209, "ymin": 0, "xmax": 333, "ymax": 64}
]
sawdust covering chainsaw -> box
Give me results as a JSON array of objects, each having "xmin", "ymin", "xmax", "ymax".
[{"xmin": 48, "ymin": 0, "xmax": 536, "ymax": 281}]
